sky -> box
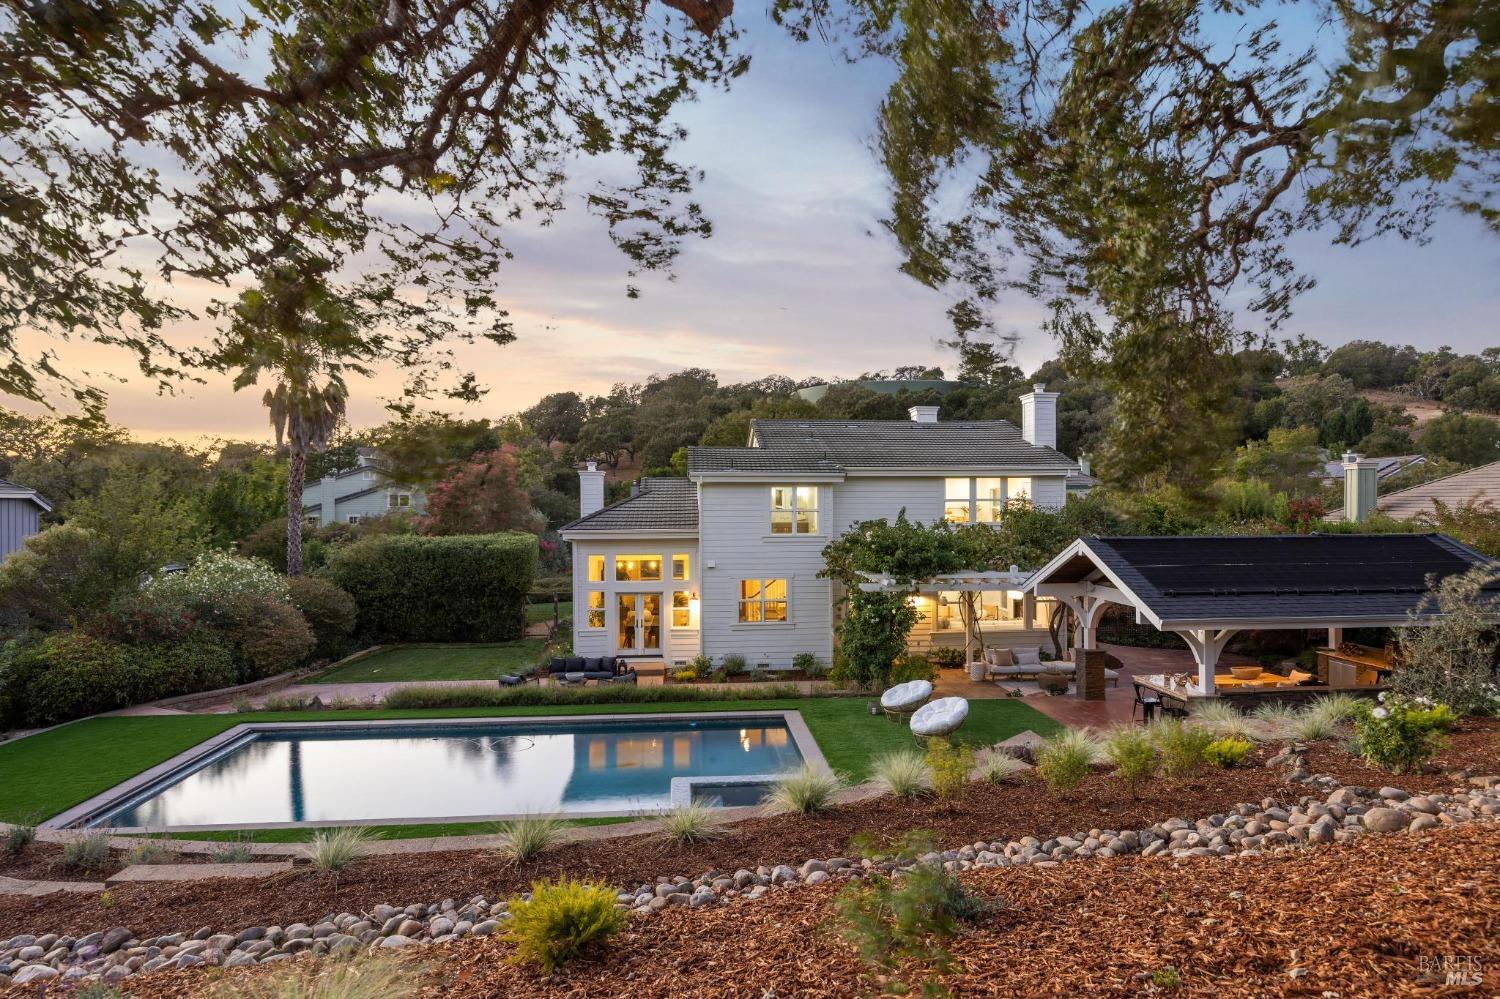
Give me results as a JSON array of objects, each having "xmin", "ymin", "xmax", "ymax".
[{"xmin": 19, "ymin": 5, "xmax": 1500, "ymax": 444}]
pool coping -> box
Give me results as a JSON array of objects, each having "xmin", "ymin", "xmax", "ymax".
[{"xmin": 43, "ymin": 710, "xmax": 829, "ymax": 832}]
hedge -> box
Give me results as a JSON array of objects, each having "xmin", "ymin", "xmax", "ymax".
[
  {"xmin": 288, "ymin": 576, "xmax": 359, "ymax": 661},
  {"xmin": 322, "ymin": 533, "xmax": 537, "ymax": 643}
]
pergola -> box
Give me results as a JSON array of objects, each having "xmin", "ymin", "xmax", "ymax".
[
  {"xmin": 857, "ymin": 567, "xmax": 1033, "ymax": 666},
  {"xmin": 1026, "ymin": 533, "xmax": 1500, "ymax": 695}
]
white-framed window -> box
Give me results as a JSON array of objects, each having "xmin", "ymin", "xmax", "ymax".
[
  {"xmin": 387, "ymin": 492, "xmax": 412, "ymax": 509},
  {"xmin": 672, "ymin": 554, "xmax": 690, "ymax": 580},
  {"xmin": 586, "ymin": 591, "xmax": 605, "ymax": 628},
  {"xmin": 943, "ymin": 478, "xmax": 1032, "ymax": 524},
  {"xmin": 615, "ymin": 555, "xmax": 662, "ymax": 582},
  {"xmin": 671, "ymin": 590, "xmax": 692, "ymax": 628},
  {"xmin": 302, "ymin": 514, "xmax": 320, "ymax": 527},
  {"xmin": 587, "ymin": 555, "xmax": 605, "ymax": 582},
  {"xmin": 346, "ymin": 515, "xmax": 362, "ymax": 525},
  {"xmin": 770, "ymin": 486, "xmax": 818, "ymax": 535},
  {"xmin": 738, "ymin": 578, "xmax": 788, "ymax": 623}
]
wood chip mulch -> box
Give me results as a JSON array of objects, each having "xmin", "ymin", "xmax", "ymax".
[{"xmin": 111, "ymin": 822, "xmax": 1500, "ymax": 998}]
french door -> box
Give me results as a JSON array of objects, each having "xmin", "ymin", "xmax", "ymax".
[{"xmin": 617, "ymin": 593, "xmax": 662, "ymax": 654}]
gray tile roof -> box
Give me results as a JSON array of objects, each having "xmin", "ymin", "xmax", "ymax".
[
  {"xmin": 0, "ymin": 479, "xmax": 52, "ymax": 512},
  {"xmin": 687, "ymin": 419, "xmax": 1076, "ymax": 474},
  {"xmin": 562, "ymin": 477, "xmax": 698, "ymax": 534},
  {"xmin": 1329, "ymin": 459, "xmax": 1500, "ymax": 521},
  {"xmin": 1065, "ymin": 533, "xmax": 1500, "ymax": 625}
]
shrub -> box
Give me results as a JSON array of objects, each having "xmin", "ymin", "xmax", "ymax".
[
  {"xmin": 303, "ymin": 826, "xmax": 377, "ymax": 873},
  {"xmin": 496, "ymin": 815, "xmax": 565, "ymax": 864},
  {"xmin": 928, "ymin": 647, "xmax": 964, "ymax": 670},
  {"xmin": 1291, "ymin": 705, "xmax": 1339, "ymax": 742},
  {"xmin": 1250, "ymin": 701, "xmax": 1300, "ymax": 740},
  {"xmin": 143, "ymin": 549, "xmax": 290, "ymax": 614},
  {"xmin": 720, "ymin": 653, "xmax": 747, "ymax": 677},
  {"xmin": 323, "ymin": 533, "xmax": 537, "ymax": 642},
  {"xmin": 792, "ymin": 651, "xmax": 827, "ymax": 678},
  {"xmin": 1190, "ymin": 701, "xmax": 1258, "ymax": 742},
  {"xmin": 889, "ymin": 653, "xmax": 936, "ymax": 685},
  {"xmin": 660, "ymin": 803, "xmax": 723, "ymax": 844},
  {"xmin": 213, "ymin": 954, "xmax": 416, "ymax": 998},
  {"xmin": 925, "ymin": 737, "xmax": 973, "ymax": 801},
  {"xmin": 671, "ymin": 668, "xmax": 698, "ymax": 683},
  {"xmin": 687, "ymin": 653, "xmax": 713, "ymax": 680},
  {"xmin": 62, "ymin": 831, "xmax": 112, "ymax": 871},
  {"xmin": 1034, "ymin": 730, "xmax": 1096, "ymax": 793},
  {"xmin": 1203, "ymin": 737, "xmax": 1252, "ymax": 768},
  {"xmin": 1151, "ymin": 719, "xmax": 1217, "ymax": 777},
  {"xmin": 973, "ymin": 749, "xmax": 1026, "ymax": 784},
  {"xmin": 836, "ymin": 863, "xmax": 989, "ymax": 995},
  {"xmin": 10, "ymin": 632, "xmax": 136, "ymax": 726},
  {"xmin": 211, "ymin": 840, "xmax": 255, "ymax": 863},
  {"xmin": 1393, "ymin": 566, "xmax": 1500, "ymax": 715},
  {"xmin": 1353, "ymin": 693, "xmax": 1456, "ymax": 774},
  {"xmin": 124, "ymin": 839, "xmax": 172, "ymax": 866},
  {"xmin": 134, "ymin": 634, "xmax": 237, "ymax": 702},
  {"xmin": 1102, "ymin": 726, "xmax": 1158, "ymax": 797},
  {"xmin": 380, "ymin": 681, "xmax": 806, "ymax": 710},
  {"xmin": 869, "ymin": 750, "xmax": 931, "ymax": 799},
  {"xmin": 287, "ymin": 576, "xmax": 359, "ymax": 662},
  {"xmin": 767, "ymin": 765, "xmax": 845, "ymax": 814},
  {"xmin": 833, "ymin": 590, "xmax": 919, "ymax": 690},
  {"xmin": 4, "ymin": 821, "xmax": 36, "ymax": 856},
  {"xmin": 503, "ymin": 877, "xmax": 627, "ymax": 972}
]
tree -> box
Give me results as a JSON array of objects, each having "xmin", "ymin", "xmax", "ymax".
[
  {"xmin": 203, "ymin": 455, "xmax": 288, "ymax": 548},
  {"xmin": 1323, "ymin": 341, "xmax": 1421, "ymax": 389},
  {"xmin": 211, "ymin": 265, "xmax": 371, "ymax": 576},
  {"xmin": 522, "ymin": 393, "xmax": 587, "ymax": 445},
  {"xmin": 420, "ymin": 447, "xmax": 543, "ymax": 536},
  {"xmin": 1394, "ymin": 567, "xmax": 1500, "ymax": 715},
  {"xmin": 1422, "ymin": 412, "xmax": 1500, "ymax": 465},
  {"xmin": 67, "ymin": 466, "xmax": 211, "ymax": 584},
  {"xmin": 365, "ymin": 413, "xmax": 501, "ymax": 485}
]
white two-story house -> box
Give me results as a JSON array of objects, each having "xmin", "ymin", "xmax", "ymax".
[{"xmin": 560, "ymin": 386, "xmax": 1084, "ymax": 668}]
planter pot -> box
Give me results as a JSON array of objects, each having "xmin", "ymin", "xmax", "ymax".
[{"xmin": 968, "ymin": 662, "xmax": 987, "ymax": 683}]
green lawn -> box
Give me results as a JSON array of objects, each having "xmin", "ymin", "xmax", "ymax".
[
  {"xmin": 526, "ymin": 600, "xmax": 571, "ymax": 624},
  {"xmin": 130, "ymin": 816, "xmax": 632, "ymax": 843},
  {"xmin": 0, "ymin": 698, "xmax": 1061, "ymax": 827},
  {"xmin": 312, "ymin": 640, "xmax": 546, "ymax": 683}
]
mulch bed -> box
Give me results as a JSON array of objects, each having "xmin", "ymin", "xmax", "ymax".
[
  {"xmin": 0, "ymin": 843, "xmax": 213, "ymax": 884},
  {"xmin": 4, "ymin": 719, "xmax": 1494, "ymax": 941},
  {"xmin": 114, "ymin": 822, "xmax": 1500, "ymax": 998}
]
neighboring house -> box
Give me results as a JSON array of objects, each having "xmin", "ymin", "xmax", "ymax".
[
  {"xmin": 561, "ymin": 387, "xmax": 1081, "ymax": 668},
  {"xmin": 0, "ymin": 479, "xmax": 51, "ymax": 560},
  {"xmin": 1315, "ymin": 452, "xmax": 1423, "ymax": 484},
  {"xmin": 795, "ymin": 378, "xmax": 965, "ymax": 403},
  {"xmin": 303, "ymin": 448, "xmax": 426, "ymax": 527},
  {"xmin": 1331, "ymin": 457, "xmax": 1500, "ymax": 522}
]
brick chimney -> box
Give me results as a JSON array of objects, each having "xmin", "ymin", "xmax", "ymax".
[
  {"xmin": 1019, "ymin": 384, "xmax": 1059, "ymax": 449},
  {"xmin": 1342, "ymin": 452, "xmax": 1379, "ymax": 522},
  {"xmin": 578, "ymin": 462, "xmax": 606, "ymax": 518},
  {"xmin": 908, "ymin": 405, "xmax": 940, "ymax": 424}
]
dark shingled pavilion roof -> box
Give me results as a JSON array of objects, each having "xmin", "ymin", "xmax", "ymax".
[
  {"xmin": 1035, "ymin": 533, "xmax": 1500, "ymax": 627},
  {"xmin": 561, "ymin": 477, "xmax": 698, "ymax": 534},
  {"xmin": 687, "ymin": 418, "xmax": 1075, "ymax": 474}
]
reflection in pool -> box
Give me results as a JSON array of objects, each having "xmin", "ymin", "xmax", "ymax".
[{"xmin": 93, "ymin": 718, "xmax": 803, "ymax": 827}]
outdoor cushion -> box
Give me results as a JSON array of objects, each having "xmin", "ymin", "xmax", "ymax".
[
  {"xmin": 497, "ymin": 674, "xmax": 526, "ymax": 687},
  {"xmin": 880, "ymin": 680, "xmax": 933, "ymax": 712},
  {"xmin": 1012, "ymin": 647, "xmax": 1042, "ymax": 666},
  {"xmin": 910, "ymin": 697, "xmax": 969, "ymax": 737},
  {"xmin": 582, "ymin": 656, "xmax": 605, "ymax": 673},
  {"xmin": 987, "ymin": 648, "xmax": 1015, "ymax": 667}
]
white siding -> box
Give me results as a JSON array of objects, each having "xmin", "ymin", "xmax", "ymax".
[
  {"xmin": 833, "ymin": 477, "xmax": 944, "ymax": 530},
  {"xmin": 570, "ymin": 538, "xmax": 701, "ymax": 665},
  {"xmin": 1028, "ymin": 476, "xmax": 1067, "ymax": 510}
]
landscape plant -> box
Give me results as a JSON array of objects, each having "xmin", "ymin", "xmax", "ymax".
[
  {"xmin": 972, "ymin": 749, "xmax": 1026, "ymax": 785},
  {"xmin": 379, "ymin": 681, "xmax": 806, "ymax": 710},
  {"xmin": 925, "ymin": 737, "xmax": 974, "ymax": 802},
  {"xmin": 303, "ymin": 826, "xmax": 378, "ymax": 874},
  {"xmin": 4, "ymin": 821, "xmax": 35, "ymax": 856},
  {"xmin": 495, "ymin": 815, "xmax": 566, "ymax": 865},
  {"xmin": 869, "ymin": 749, "xmax": 932, "ymax": 799},
  {"xmin": 211, "ymin": 840, "xmax": 256, "ymax": 864},
  {"xmin": 767, "ymin": 765, "xmax": 846, "ymax": 815},
  {"xmin": 792, "ymin": 651, "xmax": 827, "ymax": 678},
  {"xmin": 6, "ymin": 632, "xmax": 137, "ymax": 727},
  {"xmin": 1393, "ymin": 567, "xmax": 1500, "ymax": 715},
  {"xmin": 1203, "ymin": 737, "xmax": 1253, "ymax": 769},
  {"xmin": 1250, "ymin": 702, "xmax": 1301, "ymax": 741},
  {"xmin": 1101, "ymin": 726, "xmax": 1158, "ymax": 798},
  {"xmin": 210, "ymin": 953, "xmax": 417, "ymax": 998},
  {"xmin": 124, "ymin": 839, "xmax": 172, "ymax": 866},
  {"xmin": 889, "ymin": 653, "xmax": 937, "ymax": 685},
  {"xmin": 831, "ymin": 589, "xmax": 919, "ymax": 690},
  {"xmin": 503, "ymin": 877, "xmax": 627, "ymax": 973},
  {"xmin": 1189, "ymin": 701, "xmax": 1258, "ymax": 742},
  {"xmin": 287, "ymin": 577, "xmax": 359, "ymax": 662},
  {"xmin": 660, "ymin": 803, "xmax": 723, "ymax": 844},
  {"xmin": 687, "ymin": 654, "xmax": 713, "ymax": 680},
  {"xmin": 1034, "ymin": 729, "xmax": 1097, "ymax": 793},
  {"xmin": 1151, "ymin": 719, "xmax": 1217, "ymax": 778},
  {"xmin": 1352, "ymin": 693, "xmax": 1456, "ymax": 774},
  {"xmin": 62, "ymin": 830, "xmax": 112, "ymax": 871}
]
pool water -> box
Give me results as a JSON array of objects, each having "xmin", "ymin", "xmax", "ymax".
[{"xmin": 92, "ymin": 718, "xmax": 803, "ymax": 828}]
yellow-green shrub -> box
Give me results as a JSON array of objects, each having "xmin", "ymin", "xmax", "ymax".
[
  {"xmin": 1203, "ymin": 737, "xmax": 1252, "ymax": 768},
  {"xmin": 503, "ymin": 878, "xmax": 627, "ymax": 972}
]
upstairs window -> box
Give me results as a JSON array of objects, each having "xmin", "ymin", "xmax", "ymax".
[
  {"xmin": 672, "ymin": 555, "xmax": 690, "ymax": 580},
  {"xmin": 770, "ymin": 486, "xmax": 818, "ymax": 535},
  {"xmin": 587, "ymin": 555, "xmax": 605, "ymax": 582},
  {"xmin": 738, "ymin": 579, "xmax": 788, "ymax": 622},
  {"xmin": 387, "ymin": 493, "xmax": 412, "ymax": 509},
  {"xmin": 615, "ymin": 555, "xmax": 662, "ymax": 582},
  {"xmin": 944, "ymin": 478, "xmax": 1032, "ymax": 524}
]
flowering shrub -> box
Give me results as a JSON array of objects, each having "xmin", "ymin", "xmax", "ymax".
[
  {"xmin": 1353, "ymin": 693, "xmax": 1456, "ymax": 774},
  {"xmin": 143, "ymin": 550, "xmax": 290, "ymax": 623}
]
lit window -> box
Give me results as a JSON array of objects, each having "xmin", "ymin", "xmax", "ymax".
[
  {"xmin": 586, "ymin": 591, "xmax": 605, "ymax": 628},
  {"xmin": 672, "ymin": 590, "xmax": 691, "ymax": 627},
  {"xmin": 738, "ymin": 579, "xmax": 788, "ymax": 623},
  {"xmin": 616, "ymin": 555, "xmax": 662, "ymax": 581},
  {"xmin": 672, "ymin": 555, "xmax": 690, "ymax": 580},
  {"xmin": 587, "ymin": 555, "xmax": 605, "ymax": 582},
  {"xmin": 944, "ymin": 478, "xmax": 1032, "ymax": 524},
  {"xmin": 770, "ymin": 486, "xmax": 818, "ymax": 534}
]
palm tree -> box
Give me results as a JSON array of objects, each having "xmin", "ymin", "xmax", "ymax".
[{"xmin": 219, "ymin": 264, "xmax": 370, "ymax": 575}]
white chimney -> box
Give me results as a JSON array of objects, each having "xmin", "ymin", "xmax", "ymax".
[
  {"xmin": 1019, "ymin": 384, "xmax": 1059, "ymax": 449},
  {"xmin": 1077, "ymin": 454, "xmax": 1091, "ymax": 476},
  {"xmin": 908, "ymin": 405, "xmax": 940, "ymax": 424},
  {"xmin": 1342, "ymin": 452, "xmax": 1379, "ymax": 523},
  {"xmin": 578, "ymin": 461, "xmax": 606, "ymax": 518}
]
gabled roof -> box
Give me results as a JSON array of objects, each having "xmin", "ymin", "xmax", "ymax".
[
  {"xmin": 561, "ymin": 477, "xmax": 698, "ymax": 535},
  {"xmin": 1329, "ymin": 459, "xmax": 1500, "ymax": 521},
  {"xmin": 687, "ymin": 419, "xmax": 1076, "ymax": 475},
  {"xmin": 0, "ymin": 479, "xmax": 52, "ymax": 513},
  {"xmin": 1318, "ymin": 454, "xmax": 1423, "ymax": 481},
  {"xmin": 1030, "ymin": 533, "xmax": 1500, "ymax": 629}
]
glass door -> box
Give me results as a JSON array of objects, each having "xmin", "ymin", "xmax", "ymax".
[{"xmin": 616, "ymin": 593, "xmax": 662, "ymax": 654}]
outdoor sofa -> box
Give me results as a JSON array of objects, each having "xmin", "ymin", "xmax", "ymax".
[
  {"xmin": 545, "ymin": 656, "xmax": 639, "ymax": 686},
  {"xmin": 983, "ymin": 646, "xmax": 1120, "ymax": 686}
]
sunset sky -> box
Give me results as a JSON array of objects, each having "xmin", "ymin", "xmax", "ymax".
[{"xmin": 21, "ymin": 7, "xmax": 1500, "ymax": 445}]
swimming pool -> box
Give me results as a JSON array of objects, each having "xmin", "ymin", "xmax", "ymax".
[{"xmin": 71, "ymin": 714, "xmax": 811, "ymax": 830}]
